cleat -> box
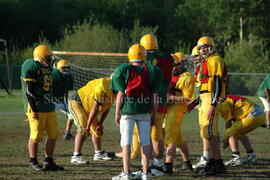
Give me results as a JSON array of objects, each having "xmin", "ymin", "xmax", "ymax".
[
  {"xmin": 164, "ymin": 163, "xmax": 173, "ymax": 174},
  {"xmin": 71, "ymin": 154, "xmax": 89, "ymax": 164},
  {"xmin": 63, "ymin": 132, "xmax": 74, "ymax": 140},
  {"xmin": 181, "ymin": 161, "xmax": 193, "ymax": 171},
  {"xmin": 224, "ymin": 156, "xmax": 245, "ymax": 166},
  {"xmin": 150, "ymin": 165, "xmax": 164, "ymax": 176},
  {"xmin": 112, "ymin": 171, "xmax": 132, "ymax": 180},
  {"xmin": 93, "ymin": 151, "xmax": 114, "ymax": 161},
  {"xmin": 246, "ymin": 153, "xmax": 258, "ymax": 163},
  {"xmin": 29, "ymin": 161, "xmax": 43, "ymax": 171},
  {"xmin": 43, "ymin": 158, "xmax": 64, "ymax": 171},
  {"xmin": 132, "ymin": 169, "xmax": 143, "ymax": 179},
  {"xmin": 192, "ymin": 156, "xmax": 209, "ymax": 169}
]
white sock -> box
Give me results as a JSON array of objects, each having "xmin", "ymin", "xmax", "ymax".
[
  {"xmin": 153, "ymin": 158, "xmax": 164, "ymax": 167},
  {"xmin": 73, "ymin": 152, "xmax": 80, "ymax": 156},
  {"xmin": 203, "ymin": 151, "xmax": 211, "ymax": 160}
]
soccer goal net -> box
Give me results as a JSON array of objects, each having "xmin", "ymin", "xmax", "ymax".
[
  {"xmin": 53, "ymin": 51, "xmax": 266, "ymax": 96},
  {"xmin": 53, "ymin": 51, "xmax": 128, "ymax": 90}
]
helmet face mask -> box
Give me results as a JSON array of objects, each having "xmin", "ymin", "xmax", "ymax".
[
  {"xmin": 60, "ymin": 66, "xmax": 71, "ymax": 75},
  {"xmin": 57, "ymin": 59, "xmax": 70, "ymax": 75},
  {"xmin": 198, "ymin": 45, "xmax": 213, "ymax": 58},
  {"xmin": 33, "ymin": 45, "xmax": 55, "ymax": 67}
]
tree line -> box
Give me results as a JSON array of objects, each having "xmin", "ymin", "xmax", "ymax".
[{"xmin": 0, "ymin": 0, "xmax": 269, "ymax": 73}]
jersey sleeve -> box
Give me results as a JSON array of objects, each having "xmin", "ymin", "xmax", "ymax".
[
  {"xmin": 51, "ymin": 69, "xmax": 60, "ymax": 85},
  {"xmin": 220, "ymin": 102, "xmax": 234, "ymax": 122},
  {"xmin": 176, "ymin": 73, "xmax": 195, "ymax": 99},
  {"xmin": 21, "ymin": 60, "xmax": 38, "ymax": 82},
  {"xmin": 208, "ymin": 56, "xmax": 224, "ymax": 77},
  {"xmin": 110, "ymin": 65, "xmax": 129, "ymax": 92}
]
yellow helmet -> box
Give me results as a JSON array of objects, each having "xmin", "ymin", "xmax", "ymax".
[
  {"xmin": 33, "ymin": 45, "xmax": 54, "ymax": 66},
  {"xmin": 174, "ymin": 52, "xmax": 185, "ymax": 62},
  {"xmin": 197, "ymin": 36, "xmax": 214, "ymax": 47},
  {"xmin": 56, "ymin": 59, "xmax": 70, "ymax": 74},
  {"xmin": 140, "ymin": 34, "xmax": 158, "ymax": 51},
  {"xmin": 191, "ymin": 46, "xmax": 199, "ymax": 56},
  {"xmin": 128, "ymin": 44, "xmax": 146, "ymax": 62},
  {"xmin": 171, "ymin": 54, "xmax": 179, "ymax": 63}
]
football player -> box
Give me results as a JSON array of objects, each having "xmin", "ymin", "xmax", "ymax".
[
  {"xmin": 52, "ymin": 59, "xmax": 74, "ymax": 140},
  {"xmin": 68, "ymin": 77, "xmax": 116, "ymax": 164},
  {"xmin": 220, "ymin": 95, "xmax": 265, "ymax": 166},
  {"xmin": 111, "ymin": 44, "xmax": 162, "ymax": 180},
  {"xmin": 21, "ymin": 45, "xmax": 64, "ymax": 171},
  {"xmin": 195, "ymin": 36, "xmax": 227, "ymax": 175},
  {"xmin": 163, "ymin": 52, "xmax": 195, "ymax": 174}
]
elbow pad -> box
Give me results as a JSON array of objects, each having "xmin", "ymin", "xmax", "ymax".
[{"xmin": 211, "ymin": 75, "xmax": 222, "ymax": 106}]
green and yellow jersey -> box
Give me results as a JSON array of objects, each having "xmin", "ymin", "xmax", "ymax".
[
  {"xmin": 21, "ymin": 58, "xmax": 54, "ymax": 112},
  {"xmin": 52, "ymin": 69, "xmax": 73, "ymax": 103},
  {"xmin": 78, "ymin": 78, "xmax": 115, "ymax": 115},
  {"xmin": 110, "ymin": 64, "xmax": 163, "ymax": 115}
]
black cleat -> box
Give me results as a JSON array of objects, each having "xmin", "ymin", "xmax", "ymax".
[
  {"xmin": 29, "ymin": 161, "xmax": 43, "ymax": 171},
  {"xmin": 44, "ymin": 158, "xmax": 64, "ymax": 171},
  {"xmin": 164, "ymin": 163, "xmax": 173, "ymax": 174},
  {"xmin": 63, "ymin": 132, "xmax": 74, "ymax": 140},
  {"xmin": 181, "ymin": 161, "xmax": 193, "ymax": 171}
]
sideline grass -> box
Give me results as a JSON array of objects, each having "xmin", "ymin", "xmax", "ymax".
[{"xmin": 0, "ymin": 90, "xmax": 269, "ymax": 179}]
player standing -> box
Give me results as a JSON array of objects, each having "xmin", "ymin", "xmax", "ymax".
[
  {"xmin": 52, "ymin": 59, "xmax": 74, "ymax": 140},
  {"xmin": 140, "ymin": 34, "xmax": 174, "ymax": 176},
  {"xmin": 163, "ymin": 52, "xmax": 195, "ymax": 174},
  {"xmin": 21, "ymin": 45, "xmax": 64, "ymax": 171},
  {"xmin": 111, "ymin": 44, "xmax": 162, "ymax": 180},
  {"xmin": 195, "ymin": 36, "xmax": 227, "ymax": 175}
]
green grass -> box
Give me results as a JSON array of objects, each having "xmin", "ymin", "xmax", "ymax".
[{"xmin": 0, "ymin": 90, "xmax": 269, "ymax": 179}]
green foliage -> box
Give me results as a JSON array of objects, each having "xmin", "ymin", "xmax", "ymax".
[
  {"xmin": 129, "ymin": 20, "xmax": 158, "ymax": 44},
  {"xmin": 56, "ymin": 21, "xmax": 120, "ymax": 53},
  {"xmin": 224, "ymin": 35, "xmax": 269, "ymax": 73}
]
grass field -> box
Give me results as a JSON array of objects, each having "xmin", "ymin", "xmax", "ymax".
[{"xmin": 0, "ymin": 90, "xmax": 269, "ymax": 180}]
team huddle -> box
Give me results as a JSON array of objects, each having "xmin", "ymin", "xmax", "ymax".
[{"xmin": 20, "ymin": 34, "xmax": 270, "ymax": 180}]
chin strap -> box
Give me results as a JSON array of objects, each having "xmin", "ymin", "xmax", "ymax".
[{"xmin": 211, "ymin": 75, "xmax": 222, "ymax": 106}]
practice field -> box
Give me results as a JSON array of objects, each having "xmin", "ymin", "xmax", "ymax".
[{"xmin": 0, "ymin": 90, "xmax": 269, "ymax": 180}]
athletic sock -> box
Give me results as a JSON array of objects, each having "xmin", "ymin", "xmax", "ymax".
[
  {"xmin": 95, "ymin": 150, "xmax": 102, "ymax": 154},
  {"xmin": 30, "ymin": 158, "xmax": 38, "ymax": 164},
  {"xmin": 203, "ymin": 151, "xmax": 211, "ymax": 160},
  {"xmin": 246, "ymin": 149, "xmax": 254, "ymax": 154},
  {"xmin": 73, "ymin": 152, "xmax": 81, "ymax": 156}
]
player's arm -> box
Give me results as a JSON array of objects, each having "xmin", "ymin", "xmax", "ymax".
[
  {"xmin": 211, "ymin": 75, "xmax": 222, "ymax": 106},
  {"xmin": 25, "ymin": 81, "xmax": 39, "ymax": 119},
  {"xmin": 84, "ymin": 100, "xmax": 100, "ymax": 134},
  {"xmin": 115, "ymin": 91, "xmax": 124, "ymax": 126}
]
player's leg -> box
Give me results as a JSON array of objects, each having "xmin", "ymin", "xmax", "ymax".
[
  {"xmin": 68, "ymin": 100, "xmax": 89, "ymax": 164},
  {"xmin": 240, "ymin": 136, "xmax": 257, "ymax": 163},
  {"xmin": 131, "ymin": 125, "xmax": 141, "ymax": 159},
  {"xmin": 43, "ymin": 112, "xmax": 64, "ymax": 171},
  {"xmin": 150, "ymin": 112, "xmax": 165, "ymax": 176},
  {"xmin": 137, "ymin": 114, "xmax": 152, "ymax": 179},
  {"xmin": 113, "ymin": 115, "xmax": 135, "ymax": 179},
  {"xmin": 224, "ymin": 136, "xmax": 245, "ymax": 166},
  {"xmin": 198, "ymin": 93, "xmax": 225, "ymax": 175},
  {"xmin": 28, "ymin": 110, "xmax": 46, "ymax": 171}
]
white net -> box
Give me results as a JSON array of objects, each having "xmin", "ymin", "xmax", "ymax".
[
  {"xmin": 53, "ymin": 51, "xmax": 267, "ymax": 96},
  {"xmin": 53, "ymin": 51, "xmax": 128, "ymax": 90}
]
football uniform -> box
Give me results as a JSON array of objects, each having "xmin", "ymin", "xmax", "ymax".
[
  {"xmin": 197, "ymin": 54, "xmax": 227, "ymax": 139},
  {"xmin": 164, "ymin": 72, "xmax": 195, "ymax": 146},
  {"xmin": 146, "ymin": 51, "xmax": 174, "ymax": 142},
  {"xmin": 52, "ymin": 69, "xmax": 73, "ymax": 119},
  {"xmin": 220, "ymin": 95, "xmax": 265, "ymax": 139},
  {"xmin": 21, "ymin": 58, "xmax": 58, "ymax": 142},
  {"xmin": 68, "ymin": 78, "xmax": 115, "ymax": 137},
  {"xmin": 110, "ymin": 63, "xmax": 163, "ymax": 147}
]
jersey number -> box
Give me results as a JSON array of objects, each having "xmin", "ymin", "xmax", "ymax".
[{"xmin": 43, "ymin": 75, "xmax": 52, "ymax": 91}]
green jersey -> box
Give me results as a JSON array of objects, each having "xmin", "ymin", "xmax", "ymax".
[
  {"xmin": 110, "ymin": 64, "xmax": 163, "ymax": 115},
  {"xmin": 21, "ymin": 58, "xmax": 54, "ymax": 112},
  {"xmin": 256, "ymin": 73, "xmax": 270, "ymax": 98},
  {"xmin": 146, "ymin": 51, "xmax": 173, "ymax": 107},
  {"xmin": 52, "ymin": 69, "xmax": 73, "ymax": 103}
]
